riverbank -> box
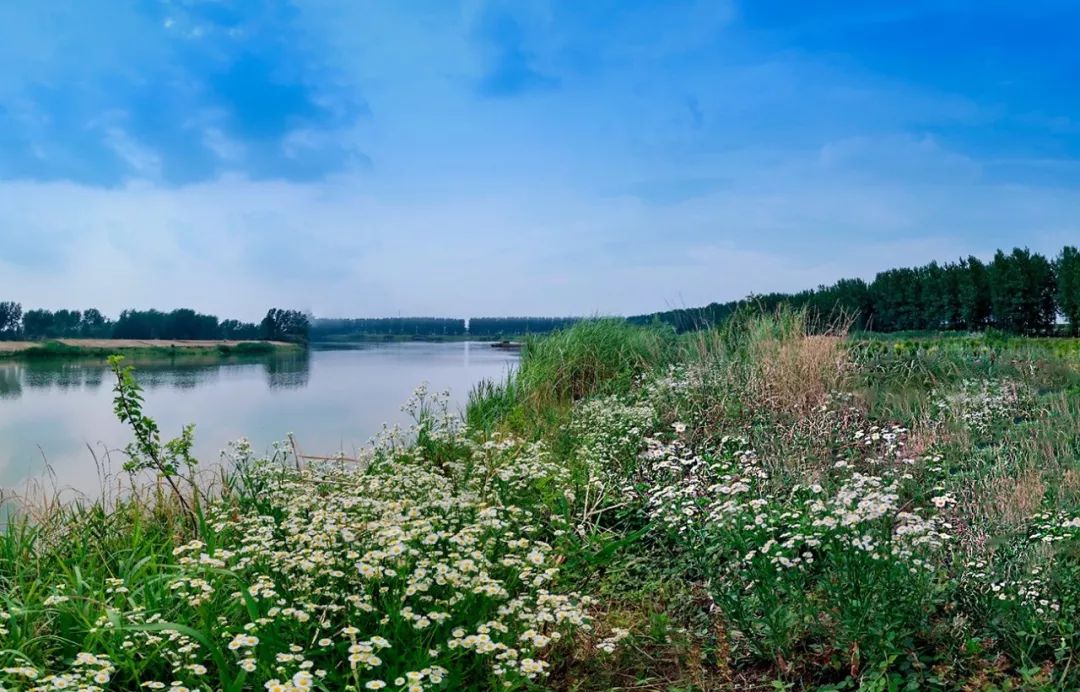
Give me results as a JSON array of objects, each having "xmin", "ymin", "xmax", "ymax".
[
  {"xmin": 0, "ymin": 338, "xmax": 302, "ymax": 359},
  {"xmin": 2, "ymin": 314, "xmax": 1079, "ymax": 689}
]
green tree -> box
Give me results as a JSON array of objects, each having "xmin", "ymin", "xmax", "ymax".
[
  {"xmin": 21, "ymin": 309, "xmax": 55, "ymax": 339},
  {"xmin": 1057, "ymin": 246, "xmax": 1080, "ymax": 335},
  {"xmin": 164, "ymin": 308, "xmax": 220, "ymax": 340},
  {"xmin": 919, "ymin": 262, "xmax": 964, "ymax": 330},
  {"xmin": 871, "ymin": 268, "xmax": 925, "ymax": 331},
  {"xmin": 113, "ymin": 309, "xmax": 168, "ymax": 339},
  {"xmin": 790, "ymin": 279, "xmax": 873, "ymax": 332},
  {"xmin": 0, "ymin": 302, "xmax": 21, "ymax": 339},
  {"xmin": 52, "ymin": 309, "xmax": 82, "ymax": 336},
  {"xmin": 261, "ymin": 308, "xmax": 311, "ymax": 343},
  {"xmin": 220, "ymin": 319, "xmax": 260, "ymax": 339},
  {"xmin": 988, "ymin": 248, "xmax": 1057, "ymax": 335},
  {"xmin": 80, "ymin": 308, "xmax": 110, "ymax": 337},
  {"xmin": 958, "ymin": 256, "xmax": 992, "ymax": 330}
]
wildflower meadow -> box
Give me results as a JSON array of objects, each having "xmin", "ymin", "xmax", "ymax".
[{"xmin": 3, "ymin": 312, "xmax": 1080, "ymax": 690}]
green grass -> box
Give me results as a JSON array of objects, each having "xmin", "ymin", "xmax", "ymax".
[
  {"xmin": 515, "ymin": 318, "xmax": 674, "ymax": 403},
  {"xmin": 3, "ymin": 313, "xmax": 1080, "ymax": 690}
]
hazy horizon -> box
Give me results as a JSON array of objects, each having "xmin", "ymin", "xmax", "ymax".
[{"xmin": 3, "ymin": 2, "xmax": 1078, "ymax": 322}]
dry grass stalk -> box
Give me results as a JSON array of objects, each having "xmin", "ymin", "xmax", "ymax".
[{"xmin": 988, "ymin": 469, "xmax": 1046, "ymax": 527}]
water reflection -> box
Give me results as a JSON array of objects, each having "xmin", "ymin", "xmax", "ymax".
[
  {"xmin": 17, "ymin": 361, "xmax": 109, "ymax": 391},
  {"xmin": 0, "ymin": 343, "xmax": 515, "ymax": 499},
  {"xmin": 0, "ymin": 351, "xmax": 313, "ymax": 398},
  {"xmin": 0, "ymin": 367, "xmax": 21, "ymax": 399},
  {"xmin": 265, "ymin": 351, "xmax": 311, "ymax": 390}
]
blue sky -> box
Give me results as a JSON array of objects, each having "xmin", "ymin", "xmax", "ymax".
[{"xmin": 1, "ymin": 1, "xmax": 1078, "ymax": 319}]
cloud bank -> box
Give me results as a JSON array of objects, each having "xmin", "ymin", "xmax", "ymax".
[{"xmin": 1, "ymin": 1, "xmax": 1078, "ymax": 319}]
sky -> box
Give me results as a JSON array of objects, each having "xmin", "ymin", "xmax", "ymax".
[{"xmin": 1, "ymin": 1, "xmax": 1079, "ymax": 321}]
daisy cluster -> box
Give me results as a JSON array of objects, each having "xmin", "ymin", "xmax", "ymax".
[
  {"xmin": 1, "ymin": 393, "xmax": 593, "ymax": 691},
  {"xmin": 933, "ymin": 378, "xmax": 1031, "ymax": 437},
  {"xmin": 963, "ymin": 561, "xmax": 1064, "ymax": 619}
]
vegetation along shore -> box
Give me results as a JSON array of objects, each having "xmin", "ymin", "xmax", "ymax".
[
  {"xmin": 2, "ymin": 310, "xmax": 1080, "ymax": 689},
  {"xmin": 0, "ymin": 307, "xmax": 312, "ymax": 345},
  {"xmin": 4, "ymin": 244, "xmax": 1079, "ymax": 356},
  {"xmin": 0, "ymin": 339, "xmax": 301, "ymax": 360}
]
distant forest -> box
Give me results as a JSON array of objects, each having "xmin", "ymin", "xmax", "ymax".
[
  {"xmin": 4, "ymin": 245, "xmax": 1078, "ymax": 343},
  {"xmin": 0, "ymin": 306, "xmax": 311, "ymax": 343},
  {"xmin": 310, "ymin": 316, "xmax": 583, "ymax": 339},
  {"xmin": 468, "ymin": 317, "xmax": 582, "ymax": 337},
  {"xmin": 311, "ymin": 318, "xmax": 467, "ymax": 340},
  {"xmin": 630, "ymin": 246, "xmax": 1080, "ymax": 336}
]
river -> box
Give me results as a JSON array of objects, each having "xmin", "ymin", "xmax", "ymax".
[{"xmin": 0, "ymin": 342, "xmax": 517, "ymax": 500}]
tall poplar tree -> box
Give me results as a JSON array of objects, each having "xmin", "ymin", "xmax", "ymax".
[
  {"xmin": 1057, "ymin": 246, "xmax": 1080, "ymax": 335},
  {"xmin": 988, "ymin": 248, "xmax": 1056, "ymax": 335}
]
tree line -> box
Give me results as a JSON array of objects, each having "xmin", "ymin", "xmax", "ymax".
[
  {"xmin": 311, "ymin": 317, "xmax": 468, "ymax": 339},
  {"xmin": 467, "ymin": 317, "xmax": 581, "ymax": 337},
  {"xmin": 309, "ymin": 317, "xmax": 583, "ymax": 339},
  {"xmin": 2, "ymin": 307, "xmax": 584, "ymax": 343},
  {"xmin": 0, "ymin": 306, "xmax": 310, "ymax": 343},
  {"xmin": 7, "ymin": 244, "xmax": 1075, "ymax": 344},
  {"xmin": 629, "ymin": 245, "xmax": 1080, "ymax": 336}
]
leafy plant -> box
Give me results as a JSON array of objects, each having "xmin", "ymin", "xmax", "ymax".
[{"xmin": 108, "ymin": 355, "xmax": 199, "ymax": 519}]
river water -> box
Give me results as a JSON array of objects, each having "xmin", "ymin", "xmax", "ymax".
[{"xmin": 0, "ymin": 342, "xmax": 517, "ymax": 500}]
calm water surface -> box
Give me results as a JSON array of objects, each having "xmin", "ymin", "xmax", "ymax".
[{"xmin": 0, "ymin": 342, "xmax": 516, "ymax": 498}]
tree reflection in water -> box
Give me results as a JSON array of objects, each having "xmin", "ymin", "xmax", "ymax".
[{"xmin": 0, "ymin": 351, "xmax": 313, "ymax": 398}]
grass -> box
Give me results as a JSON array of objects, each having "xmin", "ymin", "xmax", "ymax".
[
  {"xmin": 3, "ymin": 311, "xmax": 1080, "ymax": 690},
  {"xmin": 516, "ymin": 319, "xmax": 672, "ymax": 404},
  {"xmin": 466, "ymin": 319, "xmax": 674, "ymax": 436}
]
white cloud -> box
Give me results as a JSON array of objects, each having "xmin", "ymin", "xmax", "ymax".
[
  {"xmin": 103, "ymin": 128, "xmax": 162, "ymax": 180},
  {"xmin": 1, "ymin": 133, "xmax": 1076, "ymax": 320},
  {"xmin": 202, "ymin": 127, "xmax": 246, "ymax": 164}
]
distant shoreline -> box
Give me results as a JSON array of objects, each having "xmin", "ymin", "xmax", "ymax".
[
  {"xmin": 0, "ymin": 339, "xmax": 302, "ymax": 360},
  {"xmin": 310, "ymin": 335, "xmax": 521, "ymax": 345}
]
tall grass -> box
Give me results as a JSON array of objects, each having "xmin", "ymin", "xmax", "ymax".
[
  {"xmin": 515, "ymin": 318, "xmax": 673, "ymax": 407},
  {"xmin": 467, "ymin": 308, "xmax": 837, "ymax": 436},
  {"xmin": 680, "ymin": 305, "xmax": 851, "ymax": 416},
  {"xmin": 466, "ymin": 318, "xmax": 675, "ymax": 436}
]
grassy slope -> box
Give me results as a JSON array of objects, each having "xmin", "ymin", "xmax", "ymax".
[
  {"xmin": 2, "ymin": 313, "xmax": 1080, "ymax": 690},
  {"xmin": 466, "ymin": 314, "xmax": 1080, "ymax": 689}
]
